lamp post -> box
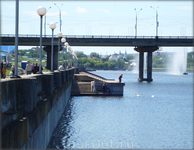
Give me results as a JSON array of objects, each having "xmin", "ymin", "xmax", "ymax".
[
  {"xmin": 12, "ymin": 0, "xmax": 20, "ymax": 78},
  {"xmin": 134, "ymin": 8, "xmax": 142, "ymax": 38},
  {"xmin": 150, "ymin": 6, "xmax": 159, "ymax": 38},
  {"xmin": 57, "ymin": 32, "xmax": 63, "ymax": 69},
  {"xmin": 44, "ymin": 6, "xmax": 51, "ymax": 37},
  {"xmin": 37, "ymin": 6, "xmax": 47, "ymax": 74},
  {"xmin": 61, "ymin": 37, "xmax": 66, "ymax": 68},
  {"xmin": 54, "ymin": 3, "xmax": 63, "ymax": 32},
  {"xmin": 64, "ymin": 42, "xmax": 69, "ymax": 68},
  {"xmin": 49, "ymin": 22, "xmax": 56, "ymax": 71}
]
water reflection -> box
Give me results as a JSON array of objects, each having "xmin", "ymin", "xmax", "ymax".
[{"xmin": 47, "ymin": 71, "xmax": 193, "ymax": 149}]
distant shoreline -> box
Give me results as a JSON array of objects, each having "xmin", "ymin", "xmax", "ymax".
[{"xmin": 87, "ymin": 68, "xmax": 194, "ymax": 72}]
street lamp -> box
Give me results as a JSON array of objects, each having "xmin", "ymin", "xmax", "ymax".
[
  {"xmin": 44, "ymin": 6, "xmax": 51, "ymax": 37},
  {"xmin": 54, "ymin": 3, "xmax": 63, "ymax": 32},
  {"xmin": 150, "ymin": 6, "xmax": 159, "ymax": 38},
  {"xmin": 61, "ymin": 37, "xmax": 66, "ymax": 68},
  {"xmin": 57, "ymin": 32, "xmax": 63, "ymax": 69},
  {"xmin": 37, "ymin": 6, "xmax": 47, "ymax": 74},
  {"xmin": 49, "ymin": 22, "xmax": 56, "ymax": 71},
  {"xmin": 12, "ymin": 0, "xmax": 21, "ymax": 78},
  {"xmin": 64, "ymin": 42, "xmax": 69, "ymax": 68},
  {"xmin": 134, "ymin": 8, "xmax": 142, "ymax": 38}
]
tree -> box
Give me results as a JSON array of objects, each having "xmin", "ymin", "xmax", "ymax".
[
  {"xmin": 90, "ymin": 52, "xmax": 100, "ymax": 58},
  {"xmin": 77, "ymin": 53, "xmax": 88, "ymax": 58},
  {"xmin": 108, "ymin": 62, "xmax": 116, "ymax": 69},
  {"xmin": 116, "ymin": 59, "xmax": 125, "ymax": 69}
]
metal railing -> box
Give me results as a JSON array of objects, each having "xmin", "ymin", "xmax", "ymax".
[{"xmin": 1, "ymin": 34, "xmax": 193, "ymax": 39}]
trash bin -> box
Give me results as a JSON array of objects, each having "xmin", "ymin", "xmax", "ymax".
[{"xmin": 21, "ymin": 61, "xmax": 28, "ymax": 70}]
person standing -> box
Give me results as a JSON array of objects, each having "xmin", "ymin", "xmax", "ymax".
[
  {"xmin": 91, "ymin": 80, "xmax": 97, "ymax": 92},
  {"xmin": 102, "ymin": 82, "xmax": 106, "ymax": 93},
  {"xmin": 1, "ymin": 62, "xmax": 3, "ymax": 78},
  {"xmin": 106, "ymin": 85, "xmax": 110, "ymax": 93},
  {"xmin": 37, "ymin": 64, "xmax": 43, "ymax": 73},
  {"xmin": 25, "ymin": 61, "xmax": 32, "ymax": 75},
  {"xmin": 119, "ymin": 74, "xmax": 123, "ymax": 83},
  {"xmin": 11, "ymin": 64, "xmax": 15, "ymax": 76},
  {"xmin": 2, "ymin": 65, "xmax": 6, "ymax": 79},
  {"xmin": 33, "ymin": 63, "xmax": 38, "ymax": 74}
]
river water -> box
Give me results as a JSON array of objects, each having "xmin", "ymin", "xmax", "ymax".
[{"xmin": 47, "ymin": 71, "xmax": 193, "ymax": 149}]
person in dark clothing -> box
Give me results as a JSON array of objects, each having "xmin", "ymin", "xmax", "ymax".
[
  {"xmin": 37, "ymin": 65, "xmax": 43, "ymax": 73},
  {"xmin": 119, "ymin": 74, "xmax": 123, "ymax": 83},
  {"xmin": 102, "ymin": 82, "xmax": 106, "ymax": 93},
  {"xmin": 1, "ymin": 62, "xmax": 3, "ymax": 78},
  {"xmin": 106, "ymin": 85, "xmax": 110, "ymax": 93},
  {"xmin": 33, "ymin": 63, "xmax": 38, "ymax": 74}
]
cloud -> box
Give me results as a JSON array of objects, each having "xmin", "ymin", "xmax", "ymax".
[
  {"xmin": 175, "ymin": 6, "xmax": 192, "ymax": 10},
  {"xmin": 7, "ymin": 5, "xmax": 14, "ymax": 8},
  {"xmin": 91, "ymin": 22, "xmax": 99, "ymax": 25},
  {"xmin": 23, "ymin": 11, "xmax": 39, "ymax": 18},
  {"xmin": 22, "ymin": 10, "xmax": 67, "ymax": 19},
  {"xmin": 76, "ymin": 7, "xmax": 88, "ymax": 13},
  {"xmin": 46, "ymin": 11, "xmax": 67, "ymax": 17},
  {"xmin": 61, "ymin": 11, "xmax": 68, "ymax": 16},
  {"xmin": 98, "ymin": 9, "xmax": 110, "ymax": 13}
]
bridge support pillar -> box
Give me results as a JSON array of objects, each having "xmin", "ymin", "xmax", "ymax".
[
  {"xmin": 44, "ymin": 46, "xmax": 58, "ymax": 70},
  {"xmin": 147, "ymin": 51, "xmax": 153, "ymax": 82},
  {"xmin": 134, "ymin": 46, "xmax": 159, "ymax": 82},
  {"xmin": 138, "ymin": 50, "xmax": 144, "ymax": 82}
]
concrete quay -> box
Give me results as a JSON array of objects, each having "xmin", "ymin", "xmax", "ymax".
[
  {"xmin": 1, "ymin": 68, "xmax": 78, "ymax": 149},
  {"xmin": 71, "ymin": 71, "xmax": 125, "ymax": 96}
]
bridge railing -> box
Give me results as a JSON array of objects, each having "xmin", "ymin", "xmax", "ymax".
[{"xmin": 1, "ymin": 34, "xmax": 193, "ymax": 39}]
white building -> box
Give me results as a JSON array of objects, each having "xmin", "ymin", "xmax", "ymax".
[{"xmin": 109, "ymin": 51, "xmax": 124, "ymax": 61}]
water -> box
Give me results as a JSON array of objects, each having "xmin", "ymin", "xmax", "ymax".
[{"xmin": 48, "ymin": 71, "xmax": 193, "ymax": 149}]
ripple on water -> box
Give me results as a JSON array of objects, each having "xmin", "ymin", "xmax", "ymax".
[{"xmin": 47, "ymin": 71, "xmax": 193, "ymax": 149}]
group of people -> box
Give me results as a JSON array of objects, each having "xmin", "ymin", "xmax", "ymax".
[
  {"xmin": 58, "ymin": 64, "xmax": 66, "ymax": 70},
  {"xmin": 91, "ymin": 80, "xmax": 110, "ymax": 94},
  {"xmin": 58, "ymin": 64, "xmax": 73, "ymax": 70},
  {"xmin": 91, "ymin": 74, "xmax": 123, "ymax": 94},
  {"xmin": 25, "ymin": 61, "xmax": 43, "ymax": 75}
]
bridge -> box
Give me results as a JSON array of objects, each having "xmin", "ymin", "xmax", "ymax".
[
  {"xmin": 1, "ymin": 34, "xmax": 193, "ymax": 47},
  {"xmin": 1, "ymin": 34, "xmax": 194, "ymax": 82}
]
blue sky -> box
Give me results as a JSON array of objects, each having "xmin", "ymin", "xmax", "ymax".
[{"xmin": 1, "ymin": 1, "xmax": 193, "ymax": 55}]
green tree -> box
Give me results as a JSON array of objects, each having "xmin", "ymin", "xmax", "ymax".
[
  {"xmin": 90, "ymin": 52, "xmax": 100, "ymax": 58},
  {"xmin": 116, "ymin": 59, "xmax": 125, "ymax": 69},
  {"xmin": 77, "ymin": 53, "xmax": 88, "ymax": 58}
]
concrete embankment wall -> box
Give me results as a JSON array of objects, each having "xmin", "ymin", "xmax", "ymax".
[
  {"xmin": 71, "ymin": 72, "xmax": 125, "ymax": 96},
  {"xmin": 1, "ymin": 68, "xmax": 79, "ymax": 149}
]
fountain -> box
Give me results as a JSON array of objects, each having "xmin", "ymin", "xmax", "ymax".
[
  {"xmin": 130, "ymin": 53, "xmax": 139, "ymax": 73},
  {"xmin": 167, "ymin": 48, "xmax": 188, "ymax": 75}
]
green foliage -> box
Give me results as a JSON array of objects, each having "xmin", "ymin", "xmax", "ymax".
[
  {"xmin": 187, "ymin": 51, "xmax": 194, "ymax": 67},
  {"xmin": 77, "ymin": 53, "xmax": 88, "ymax": 58},
  {"xmin": 17, "ymin": 48, "xmax": 47, "ymax": 59},
  {"xmin": 90, "ymin": 52, "xmax": 100, "ymax": 58}
]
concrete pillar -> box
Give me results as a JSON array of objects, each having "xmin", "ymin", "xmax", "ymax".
[
  {"xmin": 138, "ymin": 50, "xmax": 144, "ymax": 82},
  {"xmin": 147, "ymin": 51, "xmax": 153, "ymax": 82},
  {"xmin": 44, "ymin": 46, "xmax": 58, "ymax": 70}
]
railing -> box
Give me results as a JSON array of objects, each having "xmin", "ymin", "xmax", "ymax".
[{"xmin": 0, "ymin": 34, "xmax": 193, "ymax": 39}]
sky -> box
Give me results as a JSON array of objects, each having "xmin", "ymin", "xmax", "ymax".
[{"xmin": 1, "ymin": 0, "xmax": 193, "ymax": 55}]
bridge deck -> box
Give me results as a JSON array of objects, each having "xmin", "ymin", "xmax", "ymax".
[{"xmin": 1, "ymin": 34, "xmax": 193, "ymax": 47}]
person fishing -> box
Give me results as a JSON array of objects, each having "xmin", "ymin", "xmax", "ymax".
[{"xmin": 119, "ymin": 74, "xmax": 123, "ymax": 83}]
